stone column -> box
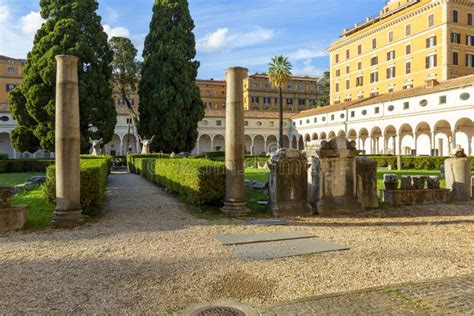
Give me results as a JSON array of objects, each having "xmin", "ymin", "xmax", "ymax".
[
  {"xmin": 51, "ymin": 55, "xmax": 83, "ymax": 227},
  {"xmin": 221, "ymin": 67, "xmax": 249, "ymax": 216},
  {"xmin": 438, "ymin": 138, "xmax": 444, "ymax": 156},
  {"xmin": 445, "ymin": 157, "xmax": 472, "ymax": 201},
  {"xmin": 430, "ymin": 132, "xmax": 436, "ymax": 156}
]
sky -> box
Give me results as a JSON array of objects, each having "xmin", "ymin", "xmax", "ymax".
[{"xmin": 0, "ymin": 0, "xmax": 384, "ymax": 79}]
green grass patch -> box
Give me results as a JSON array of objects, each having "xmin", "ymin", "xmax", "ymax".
[
  {"xmin": 245, "ymin": 168, "xmax": 269, "ymax": 183},
  {"xmin": 13, "ymin": 186, "xmax": 54, "ymax": 229},
  {"xmin": 0, "ymin": 172, "xmax": 44, "ymax": 186}
]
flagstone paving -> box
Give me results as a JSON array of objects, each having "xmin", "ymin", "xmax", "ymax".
[{"xmin": 0, "ymin": 172, "xmax": 473, "ymax": 314}]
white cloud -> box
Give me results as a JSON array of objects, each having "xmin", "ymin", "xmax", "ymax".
[
  {"xmin": 19, "ymin": 11, "xmax": 44, "ymax": 35},
  {"xmin": 197, "ymin": 27, "xmax": 275, "ymax": 52},
  {"xmin": 103, "ymin": 24, "xmax": 130, "ymax": 39},
  {"xmin": 292, "ymin": 59, "xmax": 324, "ymax": 77},
  {"xmin": 0, "ymin": 5, "xmax": 9, "ymax": 23}
]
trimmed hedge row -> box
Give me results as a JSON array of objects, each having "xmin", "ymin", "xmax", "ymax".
[
  {"xmin": 0, "ymin": 153, "xmax": 8, "ymax": 160},
  {"xmin": 45, "ymin": 157, "xmax": 111, "ymax": 213},
  {"xmin": 0, "ymin": 159, "xmax": 55, "ymax": 173},
  {"xmin": 127, "ymin": 153, "xmax": 170, "ymax": 174},
  {"xmin": 136, "ymin": 158, "xmax": 225, "ymax": 206},
  {"xmin": 366, "ymin": 155, "xmax": 474, "ymax": 170}
]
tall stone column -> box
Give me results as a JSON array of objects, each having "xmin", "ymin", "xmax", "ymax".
[
  {"xmin": 221, "ymin": 67, "xmax": 250, "ymax": 216},
  {"xmin": 51, "ymin": 55, "xmax": 82, "ymax": 227}
]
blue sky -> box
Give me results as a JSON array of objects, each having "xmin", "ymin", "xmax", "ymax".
[{"xmin": 0, "ymin": 0, "xmax": 384, "ymax": 79}]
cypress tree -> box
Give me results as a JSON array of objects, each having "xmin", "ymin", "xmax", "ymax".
[
  {"xmin": 8, "ymin": 0, "xmax": 116, "ymax": 153},
  {"xmin": 139, "ymin": 0, "xmax": 204, "ymax": 153}
]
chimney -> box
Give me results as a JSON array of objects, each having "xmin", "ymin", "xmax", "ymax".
[{"xmin": 425, "ymin": 78, "xmax": 439, "ymax": 88}]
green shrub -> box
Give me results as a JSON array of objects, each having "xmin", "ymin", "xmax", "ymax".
[
  {"xmin": 127, "ymin": 153, "xmax": 170, "ymax": 173},
  {"xmin": 141, "ymin": 158, "xmax": 225, "ymax": 205},
  {"xmin": 0, "ymin": 153, "xmax": 8, "ymax": 160},
  {"xmin": 45, "ymin": 158, "xmax": 110, "ymax": 214},
  {"xmin": 364, "ymin": 155, "xmax": 474, "ymax": 170},
  {"xmin": 0, "ymin": 159, "xmax": 54, "ymax": 173}
]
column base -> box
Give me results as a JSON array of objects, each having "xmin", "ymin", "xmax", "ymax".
[
  {"xmin": 51, "ymin": 208, "xmax": 83, "ymax": 228},
  {"xmin": 221, "ymin": 201, "xmax": 250, "ymax": 217}
]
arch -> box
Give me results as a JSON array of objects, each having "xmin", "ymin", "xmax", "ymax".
[
  {"xmin": 416, "ymin": 121, "xmax": 432, "ymax": 135},
  {"xmin": 454, "ymin": 118, "xmax": 474, "ymax": 155},
  {"xmin": 320, "ymin": 132, "xmax": 327, "ymax": 140},
  {"xmin": 282, "ymin": 135, "xmax": 290, "ymax": 149},
  {"xmin": 347, "ymin": 129, "xmax": 357, "ymax": 140},
  {"xmin": 298, "ymin": 135, "xmax": 304, "ymax": 150},
  {"xmin": 244, "ymin": 135, "xmax": 252, "ymax": 154},
  {"xmin": 383, "ymin": 125, "xmax": 397, "ymax": 155},
  {"xmin": 454, "ymin": 117, "xmax": 474, "ymax": 135},
  {"xmin": 328, "ymin": 131, "xmax": 336, "ymax": 139},
  {"xmin": 337, "ymin": 130, "xmax": 346, "ymax": 137},
  {"xmin": 383, "ymin": 125, "xmax": 397, "ymax": 137},
  {"xmin": 291, "ymin": 135, "xmax": 298, "ymax": 149},
  {"xmin": 123, "ymin": 134, "xmax": 138, "ymax": 154},
  {"xmin": 304, "ymin": 134, "xmax": 311, "ymax": 143},
  {"xmin": 267, "ymin": 135, "xmax": 278, "ymax": 153},
  {"xmin": 253, "ymin": 135, "xmax": 265, "ymax": 154},
  {"xmin": 358, "ymin": 128, "xmax": 370, "ymax": 153},
  {"xmin": 0, "ymin": 133, "xmax": 14, "ymax": 158},
  {"xmin": 198, "ymin": 134, "xmax": 212, "ymax": 154},
  {"xmin": 399, "ymin": 124, "xmax": 415, "ymax": 155},
  {"xmin": 311, "ymin": 133, "xmax": 318, "ymax": 140},
  {"xmin": 104, "ymin": 134, "xmax": 121, "ymax": 156},
  {"xmin": 213, "ymin": 134, "xmax": 225, "ymax": 151}
]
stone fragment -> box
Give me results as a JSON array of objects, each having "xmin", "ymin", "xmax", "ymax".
[
  {"xmin": 445, "ymin": 157, "xmax": 472, "ymax": 201},
  {"xmin": 400, "ymin": 176, "xmax": 413, "ymax": 190},
  {"xmin": 356, "ymin": 157, "xmax": 378, "ymax": 209},
  {"xmin": 427, "ymin": 176, "xmax": 440, "ymax": 189},
  {"xmin": 0, "ymin": 205, "xmax": 27, "ymax": 232},
  {"xmin": 0, "ymin": 186, "xmax": 14, "ymax": 208},
  {"xmin": 412, "ymin": 176, "xmax": 426, "ymax": 190},
  {"xmin": 382, "ymin": 189, "xmax": 449, "ymax": 206},
  {"xmin": 384, "ymin": 174, "xmax": 398, "ymax": 190}
]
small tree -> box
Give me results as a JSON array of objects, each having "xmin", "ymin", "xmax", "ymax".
[
  {"xmin": 109, "ymin": 36, "xmax": 141, "ymax": 149},
  {"xmin": 268, "ymin": 55, "xmax": 292, "ymax": 149},
  {"xmin": 317, "ymin": 71, "xmax": 330, "ymax": 107}
]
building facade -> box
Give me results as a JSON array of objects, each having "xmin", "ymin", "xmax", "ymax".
[
  {"xmin": 198, "ymin": 79, "xmax": 226, "ymax": 110},
  {"xmin": 328, "ymin": 0, "xmax": 474, "ymax": 104}
]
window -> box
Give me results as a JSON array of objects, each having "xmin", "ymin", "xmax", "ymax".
[
  {"xmin": 274, "ymin": 97, "xmax": 279, "ymax": 104},
  {"xmin": 346, "ymin": 49, "xmax": 350, "ymax": 59},
  {"xmin": 346, "ymin": 65, "xmax": 350, "ymax": 73},
  {"xmin": 356, "ymin": 75, "xmax": 364, "ymax": 87},
  {"xmin": 357, "ymin": 94, "xmax": 364, "ymax": 100},
  {"xmin": 420, "ymin": 100, "xmax": 428, "ymax": 107},
  {"xmin": 335, "ymin": 83, "xmax": 339, "ymax": 92},
  {"xmin": 205, "ymin": 102, "xmax": 211, "ymax": 109},
  {"xmin": 406, "ymin": 44, "xmax": 411, "ymax": 55},
  {"xmin": 128, "ymin": 99, "xmax": 134, "ymax": 105},
  {"xmin": 370, "ymin": 92, "xmax": 379, "ymax": 97},
  {"xmin": 117, "ymin": 98, "xmax": 125, "ymax": 105},
  {"xmin": 375, "ymin": 107, "xmax": 379, "ymax": 114},
  {"xmin": 453, "ymin": 52, "xmax": 459, "ymax": 65},
  {"xmin": 428, "ymin": 14, "xmax": 434, "ymax": 27},
  {"xmin": 467, "ymin": 35, "xmax": 474, "ymax": 46},
  {"xmin": 372, "ymin": 38, "xmax": 377, "ymax": 49},
  {"xmin": 460, "ymin": 92, "xmax": 471, "ymax": 101},
  {"xmin": 403, "ymin": 102, "xmax": 410, "ymax": 109},
  {"xmin": 453, "ymin": 10, "xmax": 458, "ymax": 23},
  {"xmin": 426, "ymin": 36, "xmax": 437, "ymax": 48},
  {"xmin": 252, "ymin": 82, "xmax": 258, "ymax": 88},
  {"xmin": 371, "ymin": 56, "xmax": 378, "ymax": 66},
  {"xmin": 216, "ymin": 120, "xmax": 222, "ymax": 126},
  {"xmin": 406, "ymin": 61, "xmax": 411, "ymax": 74},
  {"xmin": 214, "ymin": 90, "xmax": 218, "ymax": 95},
  {"xmin": 7, "ymin": 67, "xmax": 15, "ymax": 73},
  {"xmin": 251, "ymin": 96, "xmax": 259, "ymax": 104},
  {"xmin": 322, "ymin": 117, "xmax": 326, "ymax": 122},
  {"xmin": 358, "ymin": 61, "xmax": 362, "ymax": 70},
  {"xmin": 362, "ymin": 109, "xmax": 368, "ymax": 116},
  {"xmin": 286, "ymin": 98, "xmax": 293, "ymax": 105},
  {"xmin": 388, "ymin": 87, "xmax": 394, "ymax": 93},
  {"xmin": 358, "ymin": 44, "xmax": 362, "ymax": 55},
  {"xmin": 287, "ymin": 85, "xmax": 292, "ymax": 91},
  {"xmin": 387, "ymin": 50, "xmax": 395, "ymax": 61},
  {"xmin": 314, "ymin": 117, "xmax": 318, "ymax": 123},
  {"xmin": 6, "ymin": 84, "xmax": 15, "ymax": 92},
  {"xmin": 388, "ymin": 105, "xmax": 395, "ymax": 111},
  {"xmin": 351, "ymin": 111, "xmax": 355, "ymax": 118},
  {"xmin": 344, "ymin": 97, "xmax": 352, "ymax": 102},
  {"xmin": 370, "ymin": 72, "xmax": 378, "ymax": 83},
  {"xmin": 404, "ymin": 84, "xmax": 413, "ymax": 90},
  {"xmin": 214, "ymin": 103, "xmax": 218, "ymax": 109},
  {"xmin": 264, "ymin": 83, "xmax": 270, "ymax": 89},
  {"xmin": 469, "ymin": 13, "xmax": 473, "ymax": 26},
  {"xmin": 205, "ymin": 90, "xmax": 211, "ymax": 96},
  {"xmin": 340, "ymin": 113, "xmax": 345, "ymax": 119},
  {"xmin": 126, "ymin": 118, "xmax": 132, "ymax": 124},
  {"xmin": 439, "ymin": 95, "xmax": 447, "ymax": 104},
  {"xmin": 426, "ymin": 54, "xmax": 437, "ymax": 69},
  {"xmin": 405, "ymin": 24, "xmax": 411, "ymax": 36},
  {"xmin": 298, "ymin": 99, "xmax": 306, "ymax": 106},
  {"xmin": 263, "ymin": 96, "xmax": 271, "ymax": 105},
  {"xmin": 467, "ymin": 54, "xmax": 474, "ymax": 68},
  {"xmin": 388, "ymin": 31, "xmax": 394, "ymax": 43},
  {"xmin": 331, "ymin": 114, "xmax": 335, "ymax": 120},
  {"xmin": 244, "ymin": 121, "xmax": 248, "ymax": 127},
  {"xmin": 336, "ymin": 69, "xmax": 340, "ymax": 77},
  {"xmin": 345, "ymin": 79, "xmax": 350, "ymax": 90},
  {"xmin": 451, "ymin": 32, "xmax": 461, "ymax": 44},
  {"xmin": 256, "ymin": 121, "xmax": 262, "ymax": 126},
  {"xmin": 335, "ymin": 54, "xmax": 339, "ymax": 63}
]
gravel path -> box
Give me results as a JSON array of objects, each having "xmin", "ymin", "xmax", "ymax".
[{"xmin": 1, "ymin": 173, "xmax": 473, "ymax": 314}]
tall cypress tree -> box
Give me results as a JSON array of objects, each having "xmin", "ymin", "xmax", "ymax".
[
  {"xmin": 8, "ymin": 0, "xmax": 116, "ymax": 153},
  {"xmin": 139, "ymin": 0, "xmax": 204, "ymax": 153}
]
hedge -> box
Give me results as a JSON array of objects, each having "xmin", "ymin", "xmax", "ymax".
[
  {"xmin": 0, "ymin": 159, "xmax": 55, "ymax": 173},
  {"xmin": 365, "ymin": 155, "xmax": 474, "ymax": 170},
  {"xmin": 127, "ymin": 153, "xmax": 170, "ymax": 174},
  {"xmin": 45, "ymin": 157, "xmax": 111, "ymax": 214},
  {"xmin": 139, "ymin": 158, "xmax": 225, "ymax": 205},
  {"xmin": 0, "ymin": 153, "xmax": 8, "ymax": 160}
]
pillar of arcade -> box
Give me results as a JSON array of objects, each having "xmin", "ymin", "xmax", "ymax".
[
  {"xmin": 51, "ymin": 55, "xmax": 83, "ymax": 227},
  {"xmin": 221, "ymin": 67, "xmax": 250, "ymax": 216}
]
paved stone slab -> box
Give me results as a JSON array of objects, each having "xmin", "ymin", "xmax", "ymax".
[
  {"xmin": 249, "ymin": 219, "xmax": 287, "ymax": 226},
  {"xmin": 230, "ymin": 238, "xmax": 348, "ymax": 261},
  {"xmin": 215, "ymin": 231, "xmax": 313, "ymax": 245}
]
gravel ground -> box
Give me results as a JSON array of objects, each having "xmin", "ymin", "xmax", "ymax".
[{"xmin": 0, "ymin": 173, "xmax": 473, "ymax": 314}]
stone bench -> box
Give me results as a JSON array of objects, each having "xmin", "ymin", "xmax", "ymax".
[{"xmin": 381, "ymin": 189, "xmax": 449, "ymax": 206}]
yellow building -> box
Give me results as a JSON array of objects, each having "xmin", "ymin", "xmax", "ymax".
[
  {"xmin": 243, "ymin": 73, "xmax": 323, "ymax": 112},
  {"xmin": 0, "ymin": 55, "xmax": 24, "ymax": 107},
  {"xmin": 328, "ymin": 0, "xmax": 474, "ymax": 104},
  {"xmin": 197, "ymin": 79, "xmax": 226, "ymax": 110}
]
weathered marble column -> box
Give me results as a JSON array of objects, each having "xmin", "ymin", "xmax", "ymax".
[
  {"xmin": 221, "ymin": 67, "xmax": 250, "ymax": 216},
  {"xmin": 51, "ymin": 55, "xmax": 83, "ymax": 227},
  {"xmin": 445, "ymin": 157, "xmax": 472, "ymax": 201}
]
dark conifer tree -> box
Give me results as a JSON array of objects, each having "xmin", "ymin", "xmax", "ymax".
[{"xmin": 139, "ymin": 0, "xmax": 204, "ymax": 153}]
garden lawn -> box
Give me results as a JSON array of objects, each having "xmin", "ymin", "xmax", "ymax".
[
  {"xmin": 0, "ymin": 172, "xmax": 43, "ymax": 186},
  {"xmin": 14, "ymin": 186, "xmax": 54, "ymax": 229}
]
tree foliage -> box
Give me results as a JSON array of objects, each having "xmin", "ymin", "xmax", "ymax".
[
  {"xmin": 8, "ymin": 0, "xmax": 116, "ymax": 153},
  {"xmin": 138, "ymin": 0, "xmax": 204, "ymax": 153},
  {"xmin": 317, "ymin": 71, "xmax": 330, "ymax": 107}
]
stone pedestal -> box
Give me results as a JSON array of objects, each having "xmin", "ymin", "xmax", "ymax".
[
  {"xmin": 427, "ymin": 176, "xmax": 440, "ymax": 189},
  {"xmin": 381, "ymin": 189, "xmax": 449, "ymax": 206},
  {"xmin": 317, "ymin": 137, "xmax": 362, "ymax": 215},
  {"xmin": 356, "ymin": 157, "xmax": 378, "ymax": 209},
  {"xmin": 384, "ymin": 174, "xmax": 398, "ymax": 190},
  {"xmin": 304, "ymin": 140, "xmax": 321, "ymax": 212},
  {"xmin": 445, "ymin": 157, "xmax": 472, "ymax": 201},
  {"xmin": 0, "ymin": 206, "xmax": 27, "ymax": 231},
  {"xmin": 269, "ymin": 149, "xmax": 312, "ymax": 217},
  {"xmin": 221, "ymin": 67, "xmax": 250, "ymax": 216},
  {"xmin": 51, "ymin": 55, "xmax": 83, "ymax": 227}
]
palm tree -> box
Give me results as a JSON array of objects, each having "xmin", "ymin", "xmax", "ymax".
[{"xmin": 268, "ymin": 55, "xmax": 292, "ymax": 149}]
